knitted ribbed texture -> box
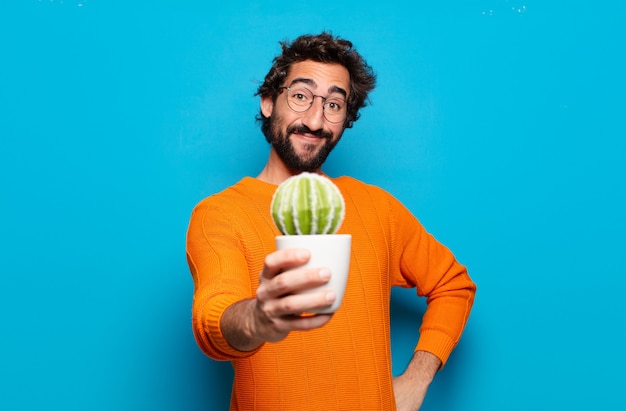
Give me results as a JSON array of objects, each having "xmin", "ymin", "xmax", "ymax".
[{"xmin": 186, "ymin": 176, "xmax": 476, "ymax": 410}]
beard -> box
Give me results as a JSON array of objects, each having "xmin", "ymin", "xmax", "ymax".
[{"xmin": 268, "ymin": 114, "xmax": 342, "ymax": 172}]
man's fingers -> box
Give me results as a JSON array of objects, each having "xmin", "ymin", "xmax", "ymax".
[
  {"xmin": 261, "ymin": 248, "xmax": 310, "ymax": 280},
  {"xmin": 274, "ymin": 267, "xmax": 330, "ymax": 293},
  {"xmin": 253, "ymin": 248, "xmax": 336, "ymax": 342},
  {"xmin": 262, "ymin": 289, "xmax": 336, "ymax": 316},
  {"xmin": 257, "ymin": 266, "xmax": 331, "ymax": 303}
]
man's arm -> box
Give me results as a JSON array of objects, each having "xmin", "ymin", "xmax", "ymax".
[
  {"xmin": 393, "ymin": 350, "xmax": 442, "ymax": 411},
  {"xmin": 220, "ymin": 247, "xmax": 337, "ymax": 352},
  {"xmin": 384, "ymin": 191, "xmax": 476, "ymax": 409}
]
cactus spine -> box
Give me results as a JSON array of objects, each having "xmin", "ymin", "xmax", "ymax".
[{"xmin": 271, "ymin": 172, "xmax": 345, "ymax": 235}]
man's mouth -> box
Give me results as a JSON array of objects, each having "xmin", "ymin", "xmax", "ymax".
[
  {"xmin": 292, "ymin": 132, "xmax": 323, "ymax": 140},
  {"xmin": 287, "ymin": 126, "xmax": 332, "ymax": 141}
]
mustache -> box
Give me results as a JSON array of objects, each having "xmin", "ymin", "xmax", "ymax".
[{"xmin": 287, "ymin": 125, "xmax": 333, "ymax": 140}]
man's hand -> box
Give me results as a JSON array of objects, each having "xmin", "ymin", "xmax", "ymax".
[
  {"xmin": 221, "ymin": 248, "xmax": 336, "ymax": 352},
  {"xmin": 393, "ymin": 351, "xmax": 442, "ymax": 411}
]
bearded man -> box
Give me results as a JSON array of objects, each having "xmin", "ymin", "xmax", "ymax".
[{"xmin": 186, "ymin": 32, "xmax": 476, "ymax": 411}]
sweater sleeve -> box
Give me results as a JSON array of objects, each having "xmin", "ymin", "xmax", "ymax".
[
  {"xmin": 186, "ymin": 200, "xmax": 264, "ymax": 361},
  {"xmin": 389, "ymin": 196, "xmax": 476, "ymax": 367}
]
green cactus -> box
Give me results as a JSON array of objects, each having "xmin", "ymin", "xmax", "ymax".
[{"xmin": 271, "ymin": 172, "xmax": 346, "ymax": 235}]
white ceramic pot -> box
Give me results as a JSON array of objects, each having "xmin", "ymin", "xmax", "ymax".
[{"xmin": 275, "ymin": 234, "xmax": 352, "ymax": 313}]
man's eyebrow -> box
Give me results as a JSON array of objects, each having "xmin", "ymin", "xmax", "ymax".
[
  {"xmin": 289, "ymin": 78, "xmax": 317, "ymax": 88},
  {"xmin": 328, "ymin": 85, "xmax": 347, "ymax": 99},
  {"xmin": 289, "ymin": 78, "xmax": 348, "ymax": 98}
]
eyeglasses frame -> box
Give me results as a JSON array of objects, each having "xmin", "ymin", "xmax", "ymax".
[{"xmin": 279, "ymin": 86, "xmax": 347, "ymax": 124}]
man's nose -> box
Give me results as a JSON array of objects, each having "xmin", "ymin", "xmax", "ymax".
[{"xmin": 301, "ymin": 97, "xmax": 325, "ymax": 131}]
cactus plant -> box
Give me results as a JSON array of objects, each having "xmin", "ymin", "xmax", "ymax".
[{"xmin": 271, "ymin": 172, "xmax": 345, "ymax": 235}]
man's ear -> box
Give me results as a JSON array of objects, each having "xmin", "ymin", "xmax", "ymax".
[{"xmin": 260, "ymin": 96, "xmax": 274, "ymax": 118}]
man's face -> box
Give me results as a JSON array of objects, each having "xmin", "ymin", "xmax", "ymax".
[{"xmin": 261, "ymin": 60, "xmax": 350, "ymax": 172}]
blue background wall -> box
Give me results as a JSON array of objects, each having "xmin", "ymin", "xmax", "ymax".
[{"xmin": 1, "ymin": 1, "xmax": 625, "ymax": 410}]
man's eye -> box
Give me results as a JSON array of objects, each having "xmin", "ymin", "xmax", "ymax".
[
  {"xmin": 326, "ymin": 100, "xmax": 343, "ymax": 112},
  {"xmin": 293, "ymin": 93, "xmax": 308, "ymax": 101}
]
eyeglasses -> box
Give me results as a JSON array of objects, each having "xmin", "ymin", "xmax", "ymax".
[{"xmin": 280, "ymin": 86, "xmax": 347, "ymax": 124}]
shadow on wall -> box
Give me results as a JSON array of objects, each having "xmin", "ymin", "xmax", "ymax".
[
  {"xmin": 192, "ymin": 358, "xmax": 234, "ymax": 409},
  {"xmin": 390, "ymin": 287, "xmax": 427, "ymax": 375}
]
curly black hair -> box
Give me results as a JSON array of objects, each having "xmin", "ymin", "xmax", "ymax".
[{"xmin": 256, "ymin": 32, "xmax": 376, "ymax": 141}]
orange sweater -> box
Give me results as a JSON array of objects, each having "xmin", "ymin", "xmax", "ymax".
[{"xmin": 186, "ymin": 176, "xmax": 476, "ymax": 410}]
